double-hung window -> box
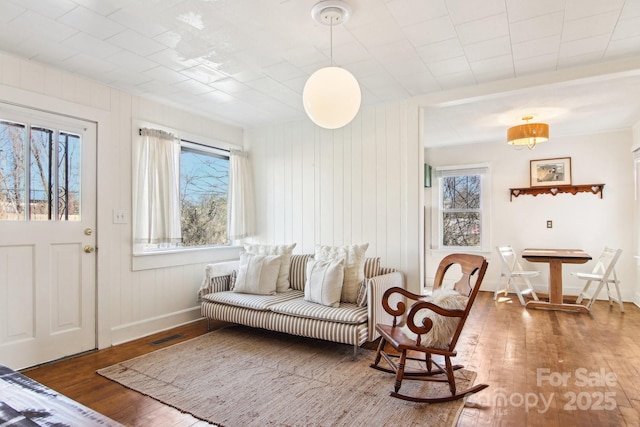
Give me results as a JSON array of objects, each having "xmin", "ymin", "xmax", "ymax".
[{"xmin": 433, "ymin": 164, "xmax": 490, "ymax": 251}]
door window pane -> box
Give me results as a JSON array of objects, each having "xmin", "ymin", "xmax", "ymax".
[
  {"xmin": 0, "ymin": 121, "xmax": 26, "ymax": 220},
  {"xmin": 0, "ymin": 120, "xmax": 81, "ymax": 222},
  {"xmin": 30, "ymin": 127, "xmax": 53, "ymax": 220},
  {"xmin": 58, "ymin": 132, "xmax": 81, "ymax": 220}
]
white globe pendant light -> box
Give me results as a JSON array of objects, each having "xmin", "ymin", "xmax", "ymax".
[{"xmin": 303, "ymin": 1, "xmax": 361, "ymax": 129}]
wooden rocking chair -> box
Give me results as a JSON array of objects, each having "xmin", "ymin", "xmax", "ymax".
[{"xmin": 370, "ymin": 253, "xmax": 489, "ymax": 403}]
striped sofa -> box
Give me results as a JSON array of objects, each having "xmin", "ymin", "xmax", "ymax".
[{"xmin": 199, "ymin": 254, "xmax": 405, "ymax": 357}]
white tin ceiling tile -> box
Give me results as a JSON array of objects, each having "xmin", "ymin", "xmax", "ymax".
[
  {"xmin": 464, "ymin": 36, "xmax": 511, "ymax": 63},
  {"xmin": 620, "ymin": 0, "xmax": 640, "ymax": 19},
  {"xmin": 426, "ymin": 55, "xmax": 471, "ymax": 77},
  {"xmin": 512, "ymin": 35, "xmax": 561, "ymax": 61},
  {"xmin": 564, "ymin": 0, "xmax": 624, "ymax": 21},
  {"xmin": 557, "ymin": 51, "xmax": 605, "ymax": 69},
  {"xmin": 63, "ymin": 32, "xmax": 121, "ymax": 58},
  {"xmin": 0, "ymin": 1, "xmax": 25, "ymax": 24},
  {"xmin": 342, "ymin": 58, "xmax": 386, "ymax": 79},
  {"xmin": 59, "ymin": 52, "xmax": 118, "ymax": 76},
  {"xmin": 172, "ymin": 78, "xmax": 216, "ymax": 95},
  {"xmin": 11, "ymin": 10, "xmax": 78, "ymax": 43},
  {"xmin": 383, "ymin": 56, "xmax": 430, "ymax": 78},
  {"xmin": 179, "ymin": 65, "xmax": 227, "ymax": 85},
  {"xmin": 108, "ymin": 9, "xmax": 168, "ymax": 39},
  {"xmin": 436, "ymin": 69, "xmax": 476, "ymax": 89},
  {"xmin": 612, "ymin": 16, "xmax": 640, "ymax": 40},
  {"xmin": 12, "ymin": 0, "xmax": 76, "ymax": 19},
  {"xmin": 368, "ymin": 39, "xmax": 417, "ymax": 63},
  {"xmin": 397, "ymin": 72, "xmax": 440, "ymax": 94},
  {"xmin": 505, "ymin": 0, "xmax": 566, "ymax": 23},
  {"xmin": 446, "ymin": 0, "xmax": 506, "ymax": 25},
  {"xmin": 512, "ymin": 53, "xmax": 557, "ymax": 76},
  {"xmin": 199, "ymin": 90, "xmax": 236, "ymax": 104},
  {"xmin": 367, "ymin": 83, "xmax": 410, "ymax": 102},
  {"xmin": 470, "ymin": 55, "xmax": 515, "ymax": 81},
  {"xmin": 134, "ymin": 80, "xmax": 184, "ymax": 96},
  {"xmin": 417, "ymin": 38, "xmax": 465, "ymax": 64},
  {"xmin": 143, "ymin": 66, "xmax": 189, "ymax": 85},
  {"xmin": 101, "ymin": 68, "xmax": 154, "ymax": 87},
  {"xmin": 73, "ymin": 0, "xmax": 122, "ymax": 16},
  {"xmin": 58, "ymin": 6, "xmax": 125, "ymax": 40},
  {"xmin": 349, "ymin": 19, "xmax": 407, "ymax": 49},
  {"xmin": 146, "ymin": 48, "xmax": 200, "ymax": 72},
  {"xmin": 562, "ymin": 12, "xmax": 619, "ymax": 42},
  {"xmin": 605, "ymin": 36, "xmax": 640, "ymax": 59},
  {"xmin": 20, "ymin": 37, "xmax": 78, "ymax": 63},
  {"xmin": 385, "ymin": 0, "xmax": 448, "ymax": 27},
  {"xmin": 262, "ymin": 61, "xmax": 305, "ymax": 82},
  {"xmin": 509, "ymin": 12, "xmax": 564, "ymax": 44},
  {"xmin": 106, "ymin": 50, "xmax": 157, "ymax": 73},
  {"xmin": 282, "ymin": 46, "xmax": 326, "ymax": 69},
  {"xmin": 107, "ymin": 29, "xmax": 167, "ymax": 57},
  {"xmin": 210, "ymin": 77, "xmax": 251, "ymax": 94},
  {"xmin": 456, "ymin": 13, "xmax": 509, "ymax": 45},
  {"xmin": 559, "ymin": 34, "xmax": 610, "ymax": 58},
  {"xmin": 402, "ymin": 16, "xmax": 457, "ymax": 48},
  {"xmin": 329, "ymin": 41, "xmax": 371, "ymax": 67}
]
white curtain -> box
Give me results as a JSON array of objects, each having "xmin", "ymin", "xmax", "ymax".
[
  {"xmin": 228, "ymin": 149, "xmax": 255, "ymax": 241},
  {"xmin": 133, "ymin": 128, "xmax": 182, "ymax": 245}
]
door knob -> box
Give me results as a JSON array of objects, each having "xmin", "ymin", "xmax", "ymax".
[{"xmin": 84, "ymin": 245, "xmax": 95, "ymax": 253}]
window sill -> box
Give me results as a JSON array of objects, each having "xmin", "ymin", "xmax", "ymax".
[{"xmin": 132, "ymin": 245, "xmax": 242, "ymax": 271}]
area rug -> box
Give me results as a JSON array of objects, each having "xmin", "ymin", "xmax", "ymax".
[{"xmin": 98, "ymin": 325, "xmax": 476, "ymax": 427}]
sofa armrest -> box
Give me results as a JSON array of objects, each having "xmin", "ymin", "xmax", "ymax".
[
  {"xmin": 198, "ymin": 260, "xmax": 239, "ymax": 300},
  {"xmin": 366, "ymin": 270, "xmax": 406, "ymax": 342}
]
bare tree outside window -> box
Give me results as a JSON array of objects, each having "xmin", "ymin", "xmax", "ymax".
[
  {"xmin": 0, "ymin": 120, "xmax": 80, "ymax": 222},
  {"xmin": 442, "ymin": 175, "xmax": 481, "ymax": 247},
  {"xmin": 180, "ymin": 146, "xmax": 229, "ymax": 247}
]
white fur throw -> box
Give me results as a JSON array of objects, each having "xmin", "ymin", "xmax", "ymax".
[{"xmin": 400, "ymin": 288, "xmax": 468, "ymax": 349}]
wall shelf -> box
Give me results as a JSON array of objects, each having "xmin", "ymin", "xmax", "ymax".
[{"xmin": 509, "ymin": 184, "xmax": 605, "ymax": 201}]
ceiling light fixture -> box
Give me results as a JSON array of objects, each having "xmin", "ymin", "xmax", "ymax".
[
  {"xmin": 507, "ymin": 115, "xmax": 549, "ymax": 150},
  {"xmin": 303, "ymin": 1, "xmax": 361, "ymax": 129}
]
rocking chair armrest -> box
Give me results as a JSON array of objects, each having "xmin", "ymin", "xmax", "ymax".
[
  {"xmin": 405, "ymin": 301, "xmax": 465, "ymax": 335},
  {"xmin": 380, "ymin": 287, "xmax": 425, "ymax": 316},
  {"xmin": 367, "ymin": 271, "xmax": 406, "ymax": 341}
]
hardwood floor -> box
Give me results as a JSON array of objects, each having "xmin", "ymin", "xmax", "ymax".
[{"xmin": 21, "ymin": 291, "xmax": 640, "ymax": 426}]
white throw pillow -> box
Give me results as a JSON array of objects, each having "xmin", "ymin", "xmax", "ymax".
[
  {"xmin": 400, "ymin": 288, "xmax": 468, "ymax": 349},
  {"xmin": 314, "ymin": 243, "xmax": 369, "ymax": 303},
  {"xmin": 233, "ymin": 253, "xmax": 282, "ymax": 295},
  {"xmin": 244, "ymin": 243, "xmax": 296, "ymax": 292},
  {"xmin": 304, "ymin": 258, "xmax": 344, "ymax": 307}
]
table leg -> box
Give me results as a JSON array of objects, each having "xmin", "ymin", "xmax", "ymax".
[
  {"xmin": 525, "ymin": 258, "xmax": 589, "ymax": 313},
  {"xmin": 549, "ymin": 259, "xmax": 563, "ymax": 304}
]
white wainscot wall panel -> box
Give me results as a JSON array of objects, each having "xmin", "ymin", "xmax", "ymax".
[{"xmin": 245, "ymin": 101, "xmax": 421, "ymax": 287}]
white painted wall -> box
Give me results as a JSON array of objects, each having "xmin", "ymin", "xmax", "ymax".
[
  {"xmin": 0, "ymin": 51, "xmax": 244, "ymax": 348},
  {"xmin": 425, "ymin": 130, "xmax": 636, "ymax": 301},
  {"xmin": 244, "ymin": 102, "xmax": 423, "ymax": 289},
  {"xmin": 632, "ymin": 121, "xmax": 640, "ymax": 306}
]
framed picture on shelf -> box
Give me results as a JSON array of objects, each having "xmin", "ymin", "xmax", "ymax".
[{"xmin": 530, "ymin": 157, "xmax": 572, "ymax": 187}]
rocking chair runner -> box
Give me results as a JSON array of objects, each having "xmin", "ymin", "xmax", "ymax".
[{"xmin": 370, "ymin": 253, "xmax": 489, "ymax": 403}]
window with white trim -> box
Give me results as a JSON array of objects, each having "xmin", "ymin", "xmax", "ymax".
[
  {"xmin": 434, "ymin": 164, "xmax": 490, "ymax": 251},
  {"xmin": 133, "ymin": 126, "xmax": 231, "ymax": 254}
]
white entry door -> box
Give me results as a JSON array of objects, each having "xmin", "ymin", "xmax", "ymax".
[{"xmin": 0, "ymin": 104, "xmax": 96, "ymax": 370}]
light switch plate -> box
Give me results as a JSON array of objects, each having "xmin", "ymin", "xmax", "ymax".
[
  {"xmin": 546, "ymin": 220, "xmax": 552, "ymax": 228},
  {"xmin": 113, "ymin": 209, "xmax": 127, "ymax": 224}
]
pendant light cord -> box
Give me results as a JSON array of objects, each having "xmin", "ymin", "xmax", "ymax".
[{"xmin": 330, "ymin": 17, "xmax": 334, "ymax": 66}]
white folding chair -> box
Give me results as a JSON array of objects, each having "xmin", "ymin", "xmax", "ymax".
[
  {"xmin": 572, "ymin": 247, "xmax": 624, "ymax": 312},
  {"xmin": 495, "ymin": 246, "xmax": 540, "ymax": 305}
]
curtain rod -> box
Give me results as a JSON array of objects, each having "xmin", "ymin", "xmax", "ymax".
[{"xmin": 138, "ymin": 128, "xmax": 230, "ymax": 153}]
